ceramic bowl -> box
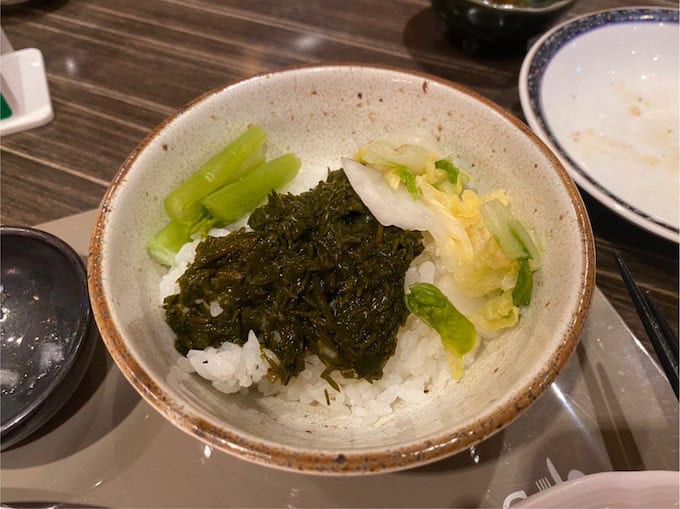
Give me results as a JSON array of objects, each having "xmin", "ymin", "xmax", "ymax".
[
  {"xmin": 431, "ymin": 0, "xmax": 576, "ymax": 48},
  {"xmin": 519, "ymin": 7, "xmax": 679, "ymax": 242},
  {"xmin": 1, "ymin": 226, "xmax": 97, "ymax": 450},
  {"xmin": 88, "ymin": 64, "xmax": 595, "ymax": 474}
]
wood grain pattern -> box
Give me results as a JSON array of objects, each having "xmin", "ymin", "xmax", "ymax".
[{"xmin": 1, "ymin": 0, "xmax": 677, "ymax": 351}]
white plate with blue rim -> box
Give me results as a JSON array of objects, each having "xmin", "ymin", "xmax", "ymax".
[{"xmin": 519, "ymin": 7, "xmax": 679, "ymax": 242}]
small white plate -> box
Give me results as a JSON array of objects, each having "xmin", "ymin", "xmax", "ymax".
[
  {"xmin": 519, "ymin": 8, "xmax": 679, "ymax": 242},
  {"xmin": 516, "ymin": 470, "xmax": 679, "ymax": 508}
]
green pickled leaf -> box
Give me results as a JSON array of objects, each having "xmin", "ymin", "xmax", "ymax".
[
  {"xmin": 405, "ymin": 283, "xmax": 477, "ymax": 359},
  {"xmin": 480, "ymin": 199, "xmax": 541, "ymax": 270},
  {"xmin": 512, "ymin": 258, "xmax": 533, "ymax": 306},
  {"xmin": 393, "ymin": 167, "xmax": 421, "ymax": 198},
  {"xmin": 435, "ymin": 157, "xmax": 470, "ymax": 190}
]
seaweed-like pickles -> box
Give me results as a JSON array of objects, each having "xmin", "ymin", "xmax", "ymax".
[{"xmin": 164, "ymin": 170, "xmax": 424, "ymax": 385}]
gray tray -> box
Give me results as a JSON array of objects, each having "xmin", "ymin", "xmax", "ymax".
[{"xmin": 1, "ymin": 211, "xmax": 677, "ymax": 508}]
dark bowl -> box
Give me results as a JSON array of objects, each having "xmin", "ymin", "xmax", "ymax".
[
  {"xmin": 431, "ymin": 0, "xmax": 576, "ymax": 48},
  {"xmin": 0, "ymin": 226, "xmax": 97, "ymax": 450}
]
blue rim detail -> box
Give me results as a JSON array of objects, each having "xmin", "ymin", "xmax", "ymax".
[{"xmin": 527, "ymin": 7, "xmax": 680, "ymax": 236}]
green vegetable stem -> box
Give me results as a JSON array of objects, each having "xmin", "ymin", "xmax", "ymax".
[
  {"xmin": 512, "ymin": 259, "xmax": 533, "ymax": 306},
  {"xmin": 480, "ymin": 199, "xmax": 540, "ymax": 306},
  {"xmin": 434, "ymin": 157, "xmax": 470, "ymax": 191},
  {"xmin": 147, "ymin": 220, "xmax": 191, "ymax": 267},
  {"xmin": 405, "ymin": 282, "xmax": 478, "ymax": 380},
  {"xmin": 164, "ymin": 125, "xmax": 266, "ymax": 225},
  {"xmin": 392, "ymin": 167, "xmax": 421, "ymax": 198},
  {"xmin": 147, "ymin": 126, "xmax": 302, "ymax": 266},
  {"xmin": 201, "ymin": 153, "xmax": 301, "ymax": 223}
]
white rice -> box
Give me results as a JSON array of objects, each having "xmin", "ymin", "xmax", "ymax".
[
  {"xmin": 161, "ymin": 232, "xmax": 472, "ymax": 419},
  {"xmin": 177, "ymin": 331, "xmax": 271, "ymax": 394}
]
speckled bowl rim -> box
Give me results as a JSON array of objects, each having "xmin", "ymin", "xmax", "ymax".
[{"xmin": 88, "ymin": 63, "xmax": 595, "ymax": 475}]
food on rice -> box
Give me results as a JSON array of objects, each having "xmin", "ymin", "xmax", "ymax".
[
  {"xmin": 164, "ymin": 170, "xmax": 424, "ymax": 385},
  {"xmin": 155, "ymin": 127, "xmax": 541, "ymax": 417}
]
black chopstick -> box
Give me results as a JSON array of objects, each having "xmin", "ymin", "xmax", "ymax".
[
  {"xmin": 614, "ymin": 252, "xmax": 678, "ymax": 399},
  {"xmin": 642, "ymin": 289, "xmax": 679, "ymax": 360}
]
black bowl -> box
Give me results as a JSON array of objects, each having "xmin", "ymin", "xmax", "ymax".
[
  {"xmin": 0, "ymin": 226, "xmax": 97, "ymax": 450},
  {"xmin": 431, "ymin": 0, "xmax": 576, "ymax": 48}
]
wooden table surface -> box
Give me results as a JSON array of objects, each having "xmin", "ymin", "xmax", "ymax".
[{"xmin": 1, "ymin": 0, "xmax": 677, "ymax": 350}]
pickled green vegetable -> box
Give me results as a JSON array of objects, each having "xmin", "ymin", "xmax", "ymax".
[
  {"xmin": 148, "ymin": 126, "xmax": 267, "ymax": 265},
  {"xmin": 512, "ymin": 259, "xmax": 533, "ymax": 306},
  {"xmin": 434, "ymin": 157, "xmax": 470, "ymax": 190},
  {"xmin": 480, "ymin": 199, "xmax": 540, "ymax": 306},
  {"xmin": 480, "ymin": 199, "xmax": 540, "ymax": 267},
  {"xmin": 405, "ymin": 282, "xmax": 477, "ymax": 379},
  {"xmin": 147, "ymin": 220, "xmax": 191, "ymax": 267},
  {"xmin": 164, "ymin": 170, "xmax": 424, "ymax": 384},
  {"xmin": 164, "ymin": 125, "xmax": 266, "ymax": 225},
  {"xmin": 393, "ymin": 167, "xmax": 420, "ymax": 198},
  {"xmin": 201, "ymin": 153, "xmax": 301, "ymax": 223}
]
